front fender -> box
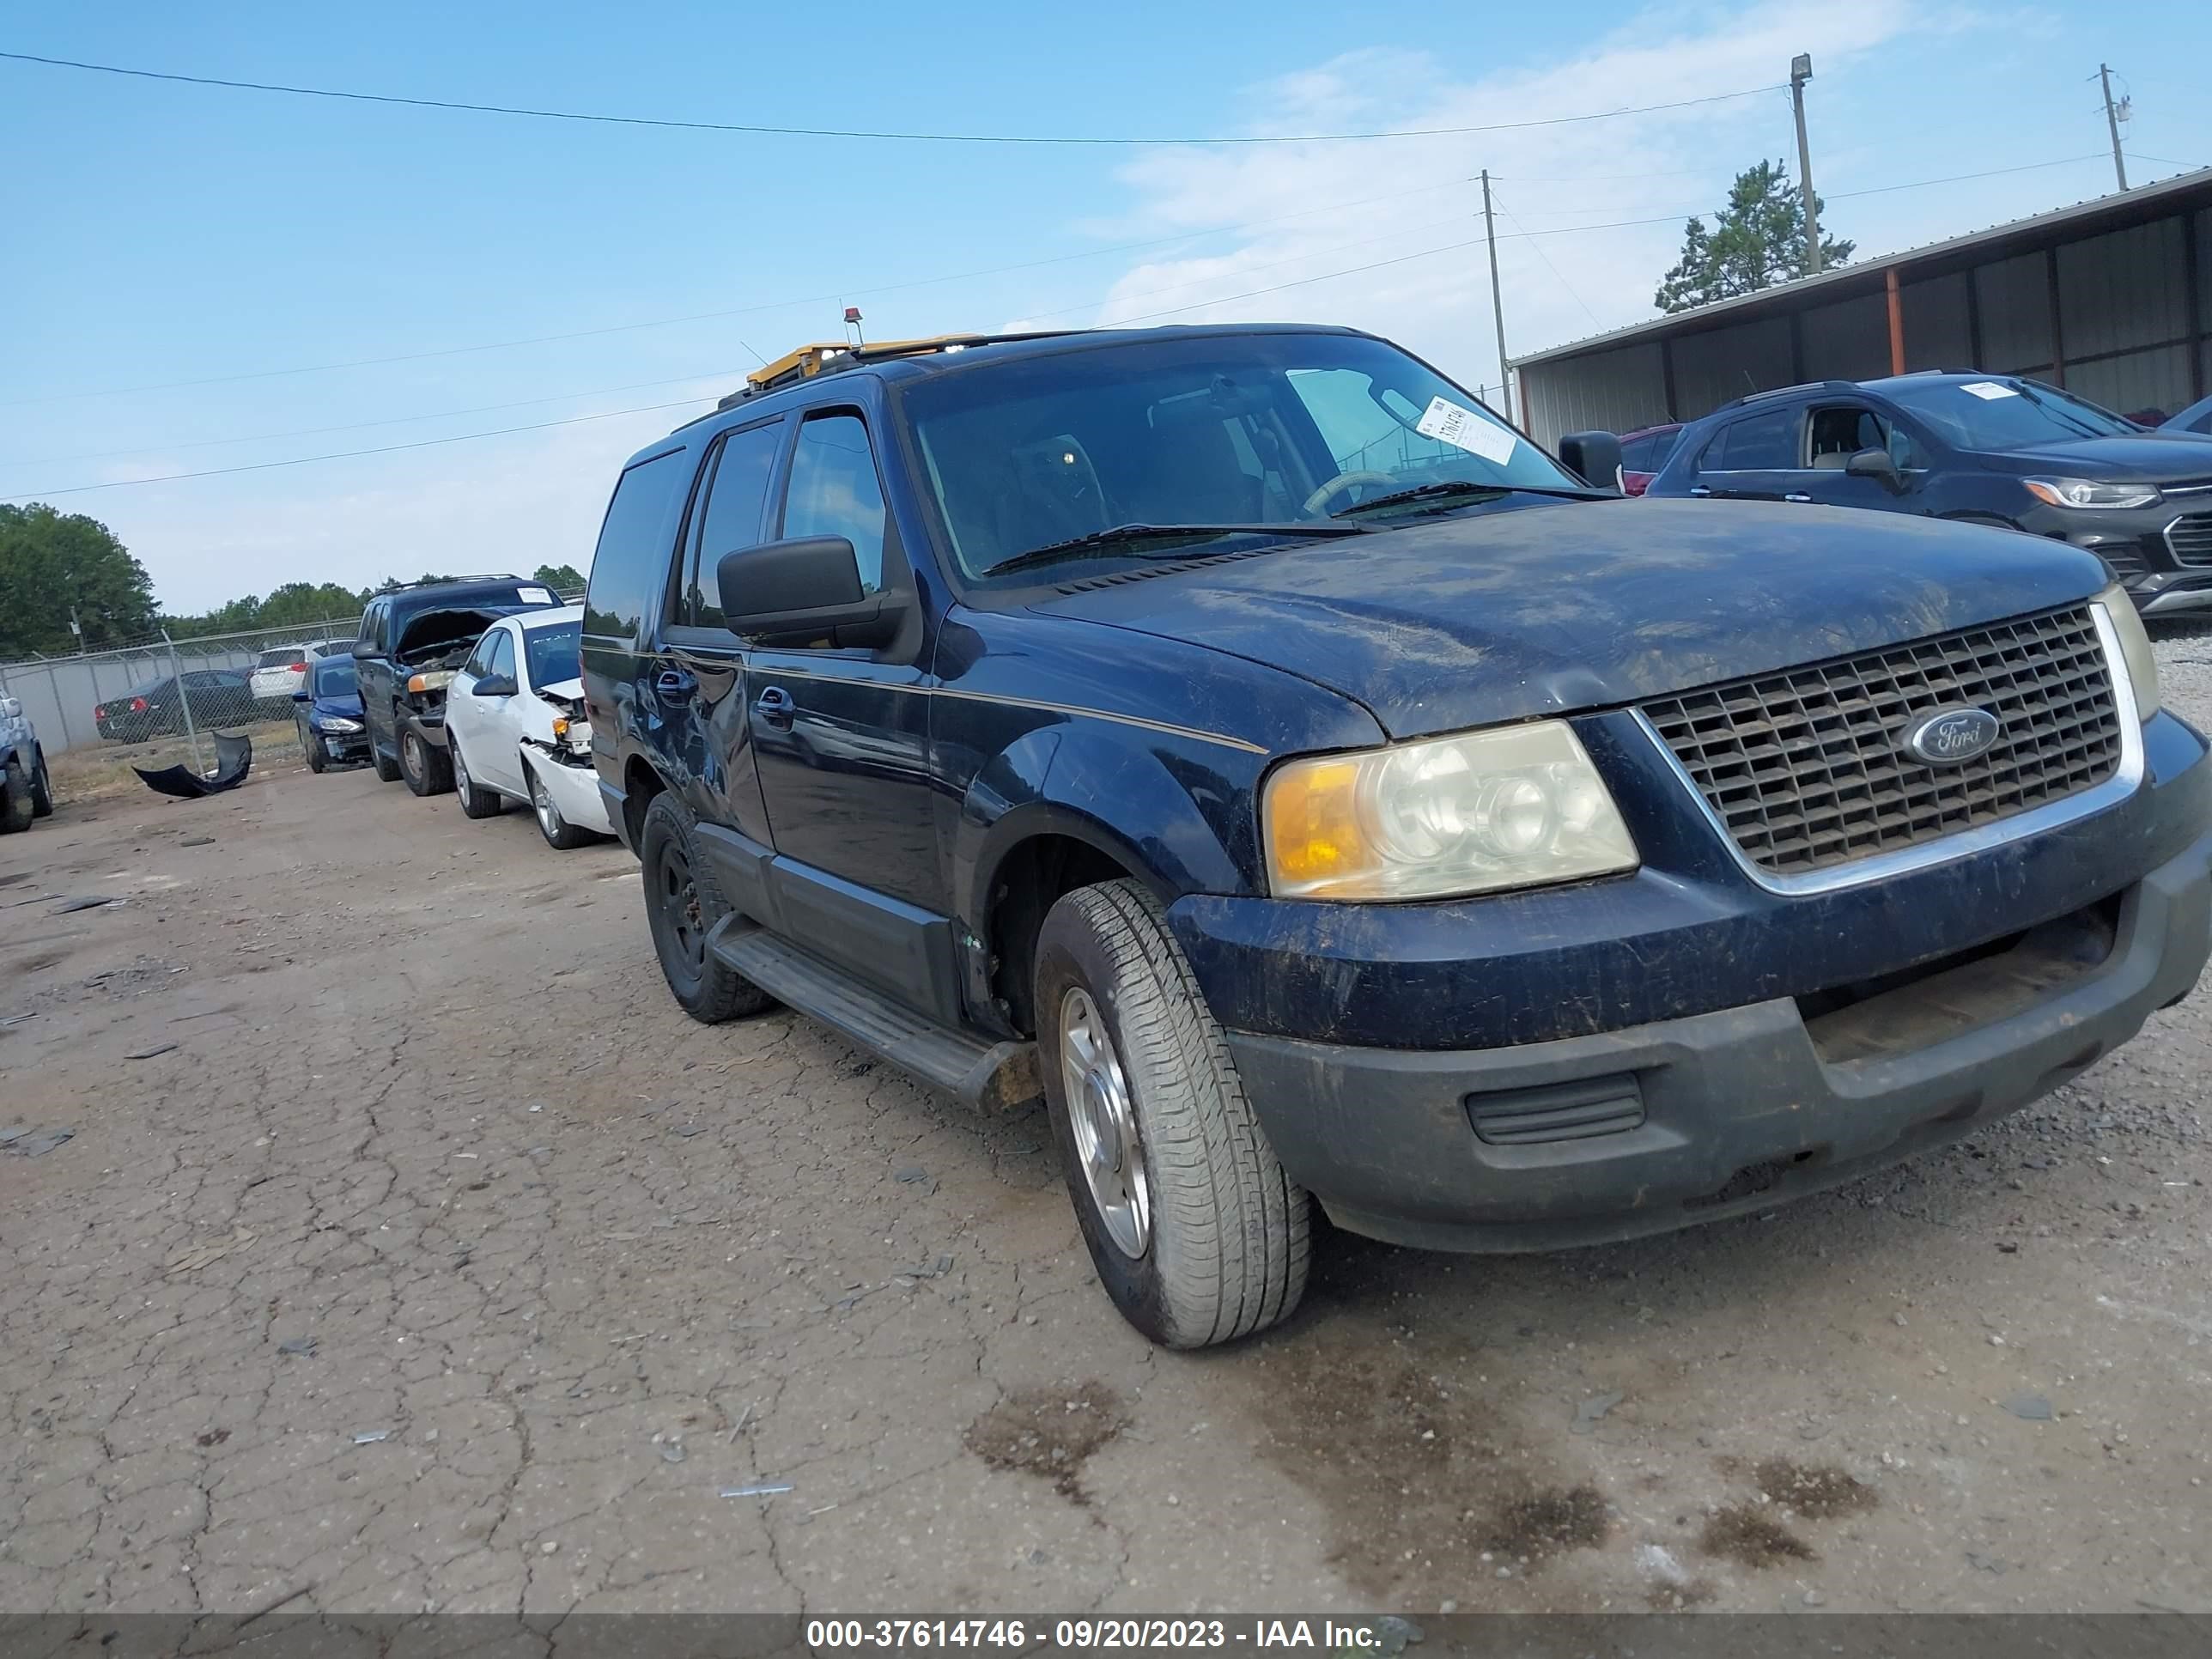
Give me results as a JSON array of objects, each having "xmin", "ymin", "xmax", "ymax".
[{"xmin": 953, "ymin": 721, "xmax": 1262, "ymax": 938}]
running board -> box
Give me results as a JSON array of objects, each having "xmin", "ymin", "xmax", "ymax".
[{"xmin": 708, "ymin": 922, "xmax": 1042, "ymax": 1113}]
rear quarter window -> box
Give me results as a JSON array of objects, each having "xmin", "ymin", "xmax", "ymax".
[{"xmin": 584, "ymin": 449, "xmax": 690, "ymax": 645}]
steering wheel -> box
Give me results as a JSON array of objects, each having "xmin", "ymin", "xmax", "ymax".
[{"xmin": 1301, "ymin": 469, "xmax": 1399, "ymax": 517}]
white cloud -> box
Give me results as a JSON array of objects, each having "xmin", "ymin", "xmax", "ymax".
[{"xmin": 1002, "ymin": 0, "xmax": 1966, "ymax": 398}]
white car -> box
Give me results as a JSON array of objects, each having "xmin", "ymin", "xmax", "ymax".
[
  {"xmin": 248, "ymin": 640, "xmax": 345, "ymax": 704},
  {"xmin": 441, "ymin": 605, "xmax": 611, "ymax": 849}
]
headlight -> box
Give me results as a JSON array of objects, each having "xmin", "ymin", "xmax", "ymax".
[
  {"xmin": 2095, "ymin": 581, "xmax": 2160, "ymax": 720},
  {"xmin": 2023, "ymin": 477, "xmax": 2161, "ymax": 510},
  {"xmin": 317, "ymin": 716, "xmax": 364, "ymax": 733},
  {"xmin": 1263, "ymin": 720, "xmax": 1639, "ymax": 901}
]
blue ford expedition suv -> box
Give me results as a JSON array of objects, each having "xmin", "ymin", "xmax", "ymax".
[{"xmin": 580, "ymin": 325, "xmax": 2211, "ymax": 1348}]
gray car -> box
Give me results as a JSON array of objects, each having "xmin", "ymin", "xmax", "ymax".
[{"xmin": 0, "ymin": 694, "xmax": 54, "ymax": 832}]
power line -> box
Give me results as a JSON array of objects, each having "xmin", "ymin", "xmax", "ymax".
[
  {"xmin": 0, "ymin": 51, "xmax": 1783, "ymax": 147},
  {"xmin": 0, "ymin": 174, "xmax": 1492, "ymax": 408},
  {"xmin": 1487, "ymin": 187, "xmax": 1601, "ymax": 331},
  {"xmin": 0, "ymin": 368, "xmax": 747, "ymax": 471},
  {"xmin": 1, "ymin": 397, "xmax": 714, "ymax": 502}
]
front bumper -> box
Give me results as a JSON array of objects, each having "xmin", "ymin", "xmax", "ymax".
[
  {"xmin": 1175, "ymin": 708, "xmax": 2212, "ymax": 1251},
  {"xmin": 1226, "ymin": 827, "xmax": 2211, "ymax": 1251},
  {"xmin": 531, "ymin": 750, "xmax": 612, "ymax": 835}
]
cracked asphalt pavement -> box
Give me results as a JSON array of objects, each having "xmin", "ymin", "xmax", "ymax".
[{"xmin": 3, "ymin": 626, "xmax": 2209, "ymax": 1617}]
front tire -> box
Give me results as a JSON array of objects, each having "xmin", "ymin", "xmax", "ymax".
[
  {"xmin": 525, "ymin": 758, "xmax": 592, "ymax": 849},
  {"xmin": 0, "ymin": 761, "xmax": 33, "ymax": 834},
  {"xmin": 28, "ymin": 750, "xmax": 53, "ymax": 817},
  {"xmin": 638, "ymin": 792, "xmax": 776, "ymax": 1022},
  {"xmin": 452, "ymin": 740, "xmax": 503, "ymax": 818},
  {"xmin": 400, "ymin": 725, "xmax": 453, "ymax": 796},
  {"xmin": 1034, "ymin": 879, "xmax": 1309, "ymax": 1348},
  {"xmin": 301, "ymin": 720, "xmax": 328, "ymax": 774}
]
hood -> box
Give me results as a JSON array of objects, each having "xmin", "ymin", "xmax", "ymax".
[
  {"xmin": 1978, "ymin": 435, "xmax": 2212, "ymax": 483},
  {"xmin": 537, "ymin": 676, "xmax": 584, "ymax": 705},
  {"xmin": 394, "ymin": 606, "xmax": 514, "ymax": 663},
  {"xmin": 1030, "ymin": 497, "xmax": 2107, "ymax": 740},
  {"xmin": 313, "ymin": 692, "xmax": 364, "ymax": 717}
]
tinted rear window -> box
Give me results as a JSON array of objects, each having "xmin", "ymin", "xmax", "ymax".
[
  {"xmin": 585, "ymin": 451, "xmax": 689, "ymax": 641},
  {"xmin": 1707, "ymin": 407, "xmax": 1799, "ymax": 470}
]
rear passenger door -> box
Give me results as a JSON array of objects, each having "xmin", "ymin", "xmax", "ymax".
[
  {"xmin": 659, "ymin": 416, "xmax": 785, "ymax": 850},
  {"xmin": 1691, "ymin": 404, "xmax": 1802, "ymax": 501},
  {"xmin": 356, "ymin": 598, "xmax": 396, "ymax": 760}
]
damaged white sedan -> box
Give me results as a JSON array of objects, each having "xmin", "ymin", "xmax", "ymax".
[{"xmin": 443, "ymin": 605, "xmax": 612, "ymax": 850}]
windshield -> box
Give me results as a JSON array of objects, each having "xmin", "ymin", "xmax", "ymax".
[
  {"xmin": 313, "ymin": 656, "xmax": 357, "ymax": 696},
  {"xmin": 902, "ymin": 333, "xmax": 1581, "ymax": 582},
  {"xmin": 521, "ymin": 621, "xmax": 581, "ymax": 689},
  {"xmin": 1881, "ymin": 377, "xmax": 2139, "ymax": 447}
]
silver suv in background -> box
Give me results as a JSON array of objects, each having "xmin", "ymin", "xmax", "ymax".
[{"xmin": 0, "ymin": 694, "xmax": 54, "ymax": 833}]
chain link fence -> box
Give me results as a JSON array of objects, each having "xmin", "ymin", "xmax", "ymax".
[{"xmin": 0, "ymin": 617, "xmax": 364, "ymax": 761}]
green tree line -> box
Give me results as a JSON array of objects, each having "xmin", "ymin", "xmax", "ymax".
[{"xmin": 0, "ymin": 501, "xmax": 584, "ymax": 659}]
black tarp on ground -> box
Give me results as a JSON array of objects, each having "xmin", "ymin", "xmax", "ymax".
[{"xmin": 134, "ymin": 732, "xmax": 253, "ymax": 799}]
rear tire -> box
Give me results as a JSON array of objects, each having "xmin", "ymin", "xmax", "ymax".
[
  {"xmin": 1033, "ymin": 879, "xmax": 1309, "ymax": 1348},
  {"xmin": 400, "ymin": 725, "xmax": 453, "ymax": 796},
  {"xmin": 452, "ymin": 740, "xmax": 503, "ymax": 818},
  {"xmin": 526, "ymin": 758, "xmax": 592, "ymax": 849},
  {"xmin": 638, "ymin": 792, "xmax": 776, "ymax": 1022},
  {"xmin": 0, "ymin": 761, "xmax": 33, "ymax": 834},
  {"xmin": 28, "ymin": 750, "xmax": 53, "ymax": 817}
]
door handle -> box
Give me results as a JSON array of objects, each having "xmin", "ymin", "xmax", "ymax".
[
  {"xmin": 1784, "ymin": 493, "xmax": 1814, "ymax": 503},
  {"xmin": 755, "ymin": 686, "xmax": 795, "ymax": 731},
  {"xmin": 1688, "ymin": 485, "xmax": 1713, "ymax": 497},
  {"xmin": 654, "ymin": 667, "xmax": 695, "ymax": 701}
]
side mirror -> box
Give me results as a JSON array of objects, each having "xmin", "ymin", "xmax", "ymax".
[
  {"xmin": 349, "ymin": 639, "xmax": 378, "ymax": 659},
  {"xmin": 1558, "ymin": 431, "xmax": 1625, "ymax": 493},
  {"xmin": 1845, "ymin": 447, "xmax": 1905, "ymax": 492},
  {"xmin": 473, "ymin": 674, "xmax": 518, "ymax": 698},
  {"xmin": 291, "ymin": 688, "xmax": 313, "ymax": 702},
  {"xmin": 718, "ymin": 536, "xmax": 909, "ymax": 649},
  {"xmin": 0, "ymin": 696, "xmax": 20, "ymax": 720}
]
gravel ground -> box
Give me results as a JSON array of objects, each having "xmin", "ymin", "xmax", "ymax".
[{"xmin": 0, "ymin": 624, "xmax": 2207, "ymax": 1619}]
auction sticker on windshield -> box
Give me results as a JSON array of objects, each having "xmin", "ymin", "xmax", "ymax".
[
  {"xmin": 1416, "ymin": 396, "xmax": 1517, "ymax": 465},
  {"xmin": 1959, "ymin": 382, "xmax": 2020, "ymax": 400},
  {"xmin": 518, "ymin": 586, "xmax": 555, "ymax": 605}
]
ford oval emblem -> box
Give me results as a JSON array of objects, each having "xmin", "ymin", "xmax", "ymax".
[{"xmin": 1903, "ymin": 706, "xmax": 2001, "ymax": 766}]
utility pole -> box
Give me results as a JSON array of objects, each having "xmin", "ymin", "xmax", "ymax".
[
  {"xmin": 1480, "ymin": 170, "xmax": 1513, "ymax": 423},
  {"xmin": 2099, "ymin": 64, "xmax": 2130, "ymax": 191},
  {"xmin": 1790, "ymin": 53, "xmax": 1820, "ymax": 275}
]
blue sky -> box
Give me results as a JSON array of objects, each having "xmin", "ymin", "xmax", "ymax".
[{"xmin": 4, "ymin": 0, "xmax": 2209, "ymax": 612}]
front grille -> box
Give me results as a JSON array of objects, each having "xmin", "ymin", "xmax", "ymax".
[
  {"xmin": 1643, "ymin": 602, "xmax": 2123, "ymax": 877},
  {"xmin": 2166, "ymin": 510, "xmax": 2212, "ymax": 567}
]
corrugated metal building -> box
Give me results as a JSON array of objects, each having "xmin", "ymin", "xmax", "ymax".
[{"xmin": 1513, "ymin": 167, "xmax": 2212, "ymax": 449}]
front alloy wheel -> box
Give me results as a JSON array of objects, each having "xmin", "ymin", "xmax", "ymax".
[{"xmin": 1058, "ymin": 987, "xmax": 1152, "ymax": 1258}]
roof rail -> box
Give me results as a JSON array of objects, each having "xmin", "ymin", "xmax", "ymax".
[
  {"xmin": 714, "ymin": 329, "xmax": 1090, "ymax": 410},
  {"xmin": 1711, "ymin": 379, "xmax": 1863, "ymax": 414}
]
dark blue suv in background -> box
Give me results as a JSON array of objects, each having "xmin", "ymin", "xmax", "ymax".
[
  {"xmin": 581, "ymin": 325, "xmax": 2210, "ymax": 1348},
  {"xmin": 1642, "ymin": 371, "xmax": 2212, "ymax": 618}
]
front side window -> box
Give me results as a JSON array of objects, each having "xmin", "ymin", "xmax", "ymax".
[
  {"xmin": 583, "ymin": 449, "xmax": 688, "ymax": 641},
  {"xmin": 781, "ymin": 413, "xmax": 888, "ymax": 595},
  {"xmin": 520, "ymin": 621, "xmax": 581, "ymax": 689},
  {"xmin": 461, "ymin": 629, "xmax": 501, "ymax": 678},
  {"xmin": 903, "ymin": 333, "xmax": 1587, "ymax": 585},
  {"xmin": 483, "ymin": 629, "xmax": 515, "ymax": 684},
  {"xmin": 683, "ymin": 421, "xmax": 784, "ymax": 628}
]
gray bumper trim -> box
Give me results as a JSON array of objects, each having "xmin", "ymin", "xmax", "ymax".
[{"xmin": 1225, "ymin": 829, "xmax": 2212, "ymax": 1254}]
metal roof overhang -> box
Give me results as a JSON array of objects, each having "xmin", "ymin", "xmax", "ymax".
[{"xmin": 1510, "ymin": 167, "xmax": 2212, "ymax": 370}]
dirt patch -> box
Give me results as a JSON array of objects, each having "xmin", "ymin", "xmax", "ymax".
[
  {"xmin": 1748, "ymin": 1457, "xmax": 1879, "ymax": 1519},
  {"xmin": 1644, "ymin": 1577, "xmax": 1718, "ymax": 1611},
  {"xmin": 1701, "ymin": 1505, "xmax": 1816, "ymax": 1568},
  {"xmin": 3, "ymin": 948, "xmax": 70, "ymax": 978},
  {"xmin": 1480, "ymin": 1484, "xmax": 1608, "ymax": 1564},
  {"xmin": 963, "ymin": 1382, "xmax": 1125, "ymax": 1501}
]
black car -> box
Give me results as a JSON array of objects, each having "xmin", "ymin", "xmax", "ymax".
[
  {"xmin": 349, "ymin": 576, "xmax": 562, "ymax": 793},
  {"xmin": 1641, "ymin": 372, "xmax": 2212, "ymax": 619},
  {"xmin": 581, "ymin": 325, "xmax": 2208, "ymax": 1349},
  {"xmin": 92, "ymin": 670, "xmax": 257, "ymax": 742}
]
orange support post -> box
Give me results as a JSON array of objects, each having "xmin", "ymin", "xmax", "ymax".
[{"xmin": 1886, "ymin": 267, "xmax": 1905, "ymax": 375}]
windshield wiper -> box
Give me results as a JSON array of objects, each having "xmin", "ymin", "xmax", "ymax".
[
  {"xmin": 1329, "ymin": 480, "xmax": 1608, "ymax": 519},
  {"xmin": 981, "ymin": 521, "xmax": 1370, "ymax": 578}
]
